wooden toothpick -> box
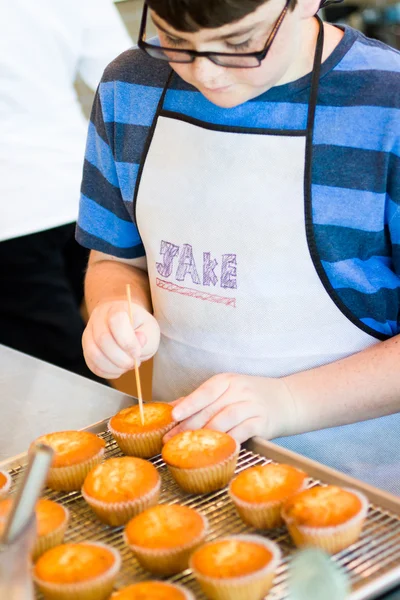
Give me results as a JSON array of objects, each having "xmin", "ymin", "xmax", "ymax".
[{"xmin": 126, "ymin": 284, "xmax": 145, "ymax": 426}]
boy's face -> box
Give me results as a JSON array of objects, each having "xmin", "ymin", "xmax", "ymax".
[{"xmin": 151, "ymin": 0, "xmax": 318, "ymax": 108}]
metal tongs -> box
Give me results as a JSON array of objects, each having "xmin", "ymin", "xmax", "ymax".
[{"xmin": 1, "ymin": 442, "xmax": 54, "ymax": 545}]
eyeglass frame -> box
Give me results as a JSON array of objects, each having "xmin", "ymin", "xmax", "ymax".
[{"xmin": 138, "ymin": 0, "xmax": 292, "ymax": 68}]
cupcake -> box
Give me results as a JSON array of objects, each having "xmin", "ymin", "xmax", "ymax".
[
  {"xmin": 190, "ymin": 534, "xmax": 281, "ymax": 600},
  {"xmin": 229, "ymin": 463, "xmax": 308, "ymax": 528},
  {"xmin": 0, "ymin": 497, "xmax": 69, "ymax": 561},
  {"xmin": 108, "ymin": 403, "xmax": 175, "ymax": 458},
  {"xmin": 111, "ymin": 581, "xmax": 195, "ymax": 600},
  {"xmin": 33, "ymin": 541, "xmax": 121, "ymax": 600},
  {"xmin": 281, "ymin": 485, "xmax": 369, "ymax": 554},
  {"xmin": 0, "ymin": 469, "xmax": 11, "ymax": 499},
  {"xmin": 162, "ymin": 430, "xmax": 239, "ymax": 494},
  {"xmin": 124, "ymin": 503, "xmax": 208, "ymax": 575},
  {"xmin": 82, "ymin": 456, "xmax": 161, "ymax": 526},
  {"xmin": 31, "ymin": 431, "xmax": 105, "ymax": 491}
]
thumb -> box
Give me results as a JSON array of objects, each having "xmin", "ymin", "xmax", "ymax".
[{"xmin": 135, "ymin": 330, "xmax": 147, "ymax": 348}]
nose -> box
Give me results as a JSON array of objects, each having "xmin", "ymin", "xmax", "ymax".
[{"xmin": 190, "ymin": 56, "xmax": 226, "ymax": 86}]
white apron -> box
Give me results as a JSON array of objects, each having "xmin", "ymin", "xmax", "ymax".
[{"xmin": 135, "ymin": 19, "xmax": 378, "ymax": 402}]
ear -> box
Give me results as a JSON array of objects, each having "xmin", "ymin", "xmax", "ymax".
[{"xmin": 296, "ymin": 0, "xmax": 321, "ymax": 19}]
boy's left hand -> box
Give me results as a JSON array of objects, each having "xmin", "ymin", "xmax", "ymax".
[{"xmin": 163, "ymin": 373, "xmax": 297, "ymax": 444}]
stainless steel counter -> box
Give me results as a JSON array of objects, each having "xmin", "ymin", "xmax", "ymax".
[{"xmin": 0, "ymin": 344, "xmax": 132, "ymax": 461}]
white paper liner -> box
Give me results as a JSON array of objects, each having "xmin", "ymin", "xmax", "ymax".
[
  {"xmin": 281, "ymin": 487, "xmax": 369, "ymax": 553},
  {"xmin": 190, "ymin": 534, "xmax": 281, "ymax": 600},
  {"xmin": 165, "ymin": 440, "xmax": 240, "ymax": 494},
  {"xmin": 33, "ymin": 542, "xmax": 121, "ymax": 600},
  {"xmin": 111, "ymin": 581, "xmax": 196, "ymax": 600},
  {"xmin": 33, "ymin": 504, "xmax": 70, "ymax": 561},
  {"xmin": 108, "ymin": 420, "xmax": 176, "ymax": 458},
  {"xmin": 124, "ymin": 511, "xmax": 209, "ymax": 575},
  {"xmin": 81, "ymin": 476, "xmax": 161, "ymax": 526},
  {"xmin": 228, "ymin": 474, "xmax": 309, "ymax": 528},
  {"xmin": 46, "ymin": 448, "xmax": 105, "ymax": 492},
  {"xmin": 0, "ymin": 469, "xmax": 12, "ymax": 499}
]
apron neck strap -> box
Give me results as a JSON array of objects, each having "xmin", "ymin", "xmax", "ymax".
[
  {"xmin": 157, "ymin": 69, "xmax": 174, "ymax": 114},
  {"xmin": 307, "ymin": 15, "xmax": 324, "ymax": 134}
]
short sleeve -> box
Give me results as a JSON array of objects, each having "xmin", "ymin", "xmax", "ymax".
[{"xmin": 76, "ymin": 87, "xmax": 145, "ymax": 259}]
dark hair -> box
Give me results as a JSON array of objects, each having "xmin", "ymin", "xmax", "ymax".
[{"xmin": 146, "ymin": 0, "xmax": 296, "ymax": 32}]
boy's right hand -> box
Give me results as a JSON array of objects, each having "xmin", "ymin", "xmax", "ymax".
[{"xmin": 82, "ymin": 300, "xmax": 160, "ymax": 379}]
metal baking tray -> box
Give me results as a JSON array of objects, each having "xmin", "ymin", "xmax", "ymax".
[{"xmin": 1, "ymin": 418, "xmax": 400, "ymax": 600}]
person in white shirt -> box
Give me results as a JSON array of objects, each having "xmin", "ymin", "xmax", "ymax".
[{"xmin": 0, "ymin": 0, "xmax": 132, "ymax": 378}]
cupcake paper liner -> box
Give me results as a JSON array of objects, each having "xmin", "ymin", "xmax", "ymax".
[
  {"xmin": 33, "ymin": 542, "xmax": 121, "ymax": 600},
  {"xmin": 82, "ymin": 477, "xmax": 161, "ymax": 527},
  {"xmin": 111, "ymin": 581, "xmax": 196, "ymax": 600},
  {"xmin": 124, "ymin": 512, "xmax": 209, "ymax": 576},
  {"xmin": 190, "ymin": 534, "xmax": 281, "ymax": 600},
  {"xmin": 281, "ymin": 487, "xmax": 369, "ymax": 554},
  {"xmin": 167, "ymin": 442, "xmax": 240, "ymax": 494},
  {"xmin": 32, "ymin": 505, "xmax": 70, "ymax": 561},
  {"xmin": 159, "ymin": 583, "xmax": 195, "ymax": 600},
  {"xmin": 46, "ymin": 449, "xmax": 105, "ymax": 492},
  {"xmin": 229, "ymin": 496, "xmax": 284, "ymax": 529},
  {"xmin": 108, "ymin": 421, "xmax": 175, "ymax": 458},
  {"xmin": 0, "ymin": 470, "xmax": 12, "ymax": 499},
  {"xmin": 228, "ymin": 476, "xmax": 308, "ymax": 529}
]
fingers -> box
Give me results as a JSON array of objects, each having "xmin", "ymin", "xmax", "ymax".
[
  {"xmin": 83, "ymin": 320, "xmax": 133, "ymax": 379},
  {"xmin": 84, "ymin": 356, "xmax": 124, "ymax": 379},
  {"xmin": 170, "ymin": 389, "xmax": 234, "ymax": 435},
  {"xmin": 94, "ymin": 322, "xmax": 135, "ymax": 370},
  {"xmin": 162, "ymin": 374, "xmax": 272, "ymax": 446},
  {"xmin": 163, "ymin": 400, "xmax": 183, "ymax": 440},
  {"xmin": 163, "ymin": 404, "xmax": 264, "ymax": 445},
  {"xmin": 228, "ymin": 417, "xmax": 263, "ymax": 444},
  {"xmin": 171, "ymin": 375, "xmax": 230, "ymax": 422},
  {"xmin": 163, "ymin": 424, "xmax": 183, "ymax": 443},
  {"xmin": 205, "ymin": 401, "xmax": 262, "ymax": 433},
  {"xmin": 135, "ymin": 330, "xmax": 147, "ymax": 348},
  {"xmin": 108, "ymin": 304, "xmax": 142, "ymax": 359},
  {"xmin": 83, "ymin": 303, "xmax": 139, "ymax": 379},
  {"xmin": 83, "ymin": 301, "xmax": 161, "ymax": 380},
  {"xmin": 169, "ymin": 398, "xmax": 183, "ymax": 408},
  {"xmin": 134, "ymin": 320, "xmax": 160, "ymax": 361}
]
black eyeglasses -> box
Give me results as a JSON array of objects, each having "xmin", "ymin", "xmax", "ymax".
[{"xmin": 138, "ymin": 0, "xmax": 291, "ymax": 69}]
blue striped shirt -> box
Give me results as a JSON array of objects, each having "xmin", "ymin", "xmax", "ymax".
[{"xmin": 77, "ymin": 26, "xmax": 400, "ymax": 341}]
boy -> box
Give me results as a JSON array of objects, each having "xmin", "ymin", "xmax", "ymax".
[{"xmin": 77, "ymin": 0, "xmax": 400, "ymax": 444}]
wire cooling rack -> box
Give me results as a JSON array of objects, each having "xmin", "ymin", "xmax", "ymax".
[{"xmin": 4, "ymin": 428, "xmax": 400, "ymax": 600}]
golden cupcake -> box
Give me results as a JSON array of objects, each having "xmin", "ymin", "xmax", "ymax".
[
  {"xmin": 31, "ymin": 431, "xmax": 105, "ymax": 491},
  {"xmin": 162, "ymin": 430, "xmax": 239, "ymax": 494},
  {"xmin": 0, "ymin": 469, "xmax": 11, "ymax": 499},
  {"xmin": 108, "ymin": 403, "xmax": 175, "ymax": 458},
  {"xmin": 124, "ymin": 503, "xmax": 208, "ymax": 575},
  {"xmin": 190, "ymin": 534, "xmax": 281, "ymax": 600},
  {"xmin": 82, "ymin": 456, "xmax": 161, "ymax": 526},
  {"xmin": 229, "ymin": 463, "xmax": 308, "ymax": 528},
  {"xmin": 33, "ymin": 541, "xmax": 121, "ymax": 600},
  {"xmin": 111, "ymin": 581, "xmax": 195, "ymax": 600},
  {"xmin": 281, "ymin": 485, "xmax": 369, "ymax": 554},
  {"xmin": 0, "ymin": 497, "xmax": 69, "ymax": 561}
]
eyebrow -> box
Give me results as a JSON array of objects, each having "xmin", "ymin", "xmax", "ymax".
[{"xmin": 152, "ymin": 16, "xmax": 258, "ymax": 42}]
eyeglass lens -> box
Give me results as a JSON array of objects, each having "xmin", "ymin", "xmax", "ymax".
[{"xmin": 144, "ymin": 45, "xmax": 261, "ymax": 67}]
